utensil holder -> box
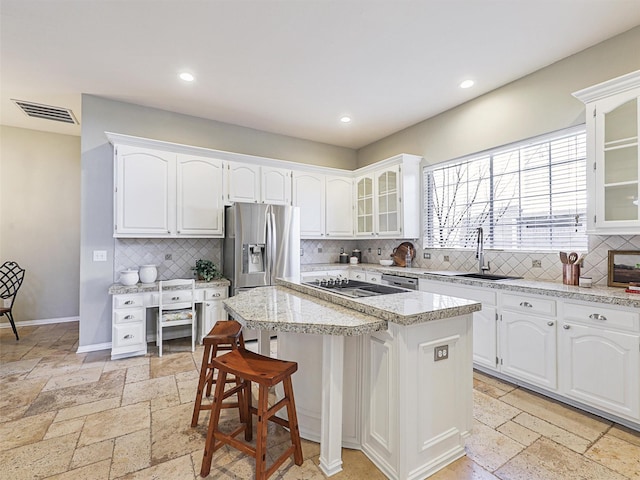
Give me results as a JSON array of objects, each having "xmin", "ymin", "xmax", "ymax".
[{"xmin": 563, "ymin": 264, "xmax": 580, "ymax": 285}]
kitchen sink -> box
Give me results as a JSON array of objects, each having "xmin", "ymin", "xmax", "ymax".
[{"xmin": 457, "ymin": 273, "xmax": 522, "ymax": 281}]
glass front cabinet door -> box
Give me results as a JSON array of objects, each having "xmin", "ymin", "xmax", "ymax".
[{"xmin": 574, "ymin": 70, "xmax": 640, "ymax": 234}]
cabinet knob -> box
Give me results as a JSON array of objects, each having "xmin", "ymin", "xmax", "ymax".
[
  {"xmin": 124, "ymin": 315, "xmax": 134, "ymax": 320},
  {"xmin": 588, "ymin": 313, "xmax": 607, "ymax": 321},
  {"xmin": 124, "ymin": 334, "xmax": 134, "ymax": 339},
  {"xmin": 213, "ymin": 293, "xmax": 220, "ymax": 297},
  {"xmin": 520, "ymin": 301, "xmax": 533, "ymax": 308},
  {"xmin": 547, "ymin": 321, "xmax": 554, "ymax": 326},
  {"xmin": 124, "ymin": 300, "xmax": 134, "ymax": 305},
  {"xmin": 563, "ymin": 324, "xmax": 570, "ymax": 330},
  {"xmin": 172, "ymin": 296, "xmax": 180, "ymax": 301}
]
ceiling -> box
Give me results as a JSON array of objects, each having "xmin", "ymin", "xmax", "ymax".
[{"xmin": 2, "ymin": 1, "xmax": 640, "ymax": 149}]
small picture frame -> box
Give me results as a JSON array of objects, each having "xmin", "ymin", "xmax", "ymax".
[{"xmin": 607, "ymin": 250, "xmax": 640, "ymax": 287}]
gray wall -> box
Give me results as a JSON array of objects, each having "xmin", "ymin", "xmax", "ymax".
[
  {"xmin": 0, "ymin": 126, "xmax": 80, "ymax": 323},
  {"xmin": 357, "ymin": 26, "xmax": 640, "ymax": 167},
  {"xmin": 79, "ymin": 96, "xmax": 357, "ymax": 348}
]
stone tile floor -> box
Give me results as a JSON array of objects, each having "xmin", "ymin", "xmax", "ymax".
[{"xmin": 1, "ymin": 321, "xmax": 639, "ymax": 479}]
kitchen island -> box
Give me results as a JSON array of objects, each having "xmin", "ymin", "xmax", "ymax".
[{"xmin": 223, "ymin": 280, "xmax": 481, "ymax": 480}]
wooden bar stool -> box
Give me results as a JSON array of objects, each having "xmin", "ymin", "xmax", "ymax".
[
  {"xmin": 191, "ymin": 320, "xmax": 245, "ymax": 427},
  {"xmin": 200, "ymin": 349, "xmax": 303, "ymax": 480}
]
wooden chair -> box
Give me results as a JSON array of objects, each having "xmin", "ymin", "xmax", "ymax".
[
  {"xmin": 191, "ymin": 320, "xmax": 245, "ymax": 427},
  {"xmin": 157, "ymin": 279, "xmax": 196, "ymax": 357},
  {"xmin": 200, "ymin": 349, "xmax": 303, "ymax": 480},
  {"xmin": 0, "ymin": 261, "xmax": 25, "ymax": 341}
]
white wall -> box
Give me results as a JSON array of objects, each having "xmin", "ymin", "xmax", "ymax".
[{"xmin": 0, "ymin": 126, "xmax": 80, "ymax": 323}]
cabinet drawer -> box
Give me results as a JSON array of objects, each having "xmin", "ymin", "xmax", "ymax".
[
  {"xmin": 365, "ymin": 272, "xmax": 381, "ymax": 284},
  {"xmin": 113, "ymin": 294, "xmax": 145, "ymax": 309},
  {"xmin": 563, "ymin": 302, "xmax": 640, "ymax": 332},
  {"xmin": 203, "ymin": 288, "xmax": 228, "ymax": 300},
  {"xmin": 150, "ymin": 291, "xmax": 194, "ymax": 305},
  {"xmin": 502, "ymin": 293, "xmax": 556, "ymax": 316},
  {"xmin": 114, "ymin": 307, "xmax": 146, "ymax": 324},
  {"xmin": 112, "ymin": 322, "xmax": 145, "ymax": 349},
  {"xmin": 350, "ymin": 270, "xmax": 366, "ymax": 281}
]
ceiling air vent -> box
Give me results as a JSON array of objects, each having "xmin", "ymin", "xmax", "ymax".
[{"xmin": 11, "ymin": 99, "xmax": 78, "ymax": 124}]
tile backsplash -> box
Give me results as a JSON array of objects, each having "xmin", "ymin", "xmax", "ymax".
[
  {"xmin": 302, "ymin": 235, "xmax": 640, "ymax": 286},
  {"xmin": 114, "ymin": 238, "xmax": 223, "ymax": 282},
  {"xmin": 115, "ymin": 235, "xmax": 640, "ymax": 286}
]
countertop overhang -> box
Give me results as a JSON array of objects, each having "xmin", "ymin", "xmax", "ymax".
[{"xmin": 223, "ymin": 280, "xmax": 481, "ymax": 336}]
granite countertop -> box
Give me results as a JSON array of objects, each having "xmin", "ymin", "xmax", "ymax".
[
  {"xmin": 301, "ymin": 263, "xmax": 640, "ymax": 309},
  {"xmin": 108, "ymin": 278, "xmax": 230, "ymax": 295},
  {"xmin": 223, "ymin": 280, "xmax": 480, "ymax": 336}
]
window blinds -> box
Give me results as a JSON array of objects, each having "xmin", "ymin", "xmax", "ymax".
[{"xmin": 424, "ymin": 126, "xmax": 587, "ymax": 251}]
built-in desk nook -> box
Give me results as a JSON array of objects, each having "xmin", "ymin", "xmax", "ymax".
[{"xmin": 108, "ymin": 279, "xmax": 230, "ymax": 359}]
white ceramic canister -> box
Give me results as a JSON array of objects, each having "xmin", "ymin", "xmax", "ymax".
[
  {"xmin": 119, "ymin": 269, "xmax": 139, "ymax": 286},
  {"xmin": 139, "ymin": 264, "xmax": 158, "ymax": 284}
]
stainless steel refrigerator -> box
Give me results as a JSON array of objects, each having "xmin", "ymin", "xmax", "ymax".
[{"xmin": 223, "ymin": 202, "xmax": 300, "ymax": 312}]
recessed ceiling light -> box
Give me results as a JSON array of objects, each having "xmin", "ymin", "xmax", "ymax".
[
  {"xmin": 460, "ymin": 79, "xmax": 474, "ymax": 89},
  {"xmin": 179, "ymin": 72, "xmax": 195, "ymax": 82},
  {"xmin": 340, "ymin": 116, "xmax": 352, "ymax": 123}
]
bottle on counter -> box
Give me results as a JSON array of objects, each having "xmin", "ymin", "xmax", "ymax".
[{"xmin": 405, "ymin": 249, "xmax": 412, "ymax": 268}]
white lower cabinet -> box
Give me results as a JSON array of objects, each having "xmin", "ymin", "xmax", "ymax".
[
  {"xmin": 499, "ymin": 293, "xmax": 557, "ymax": 390},
  {"xmin": 499, "ymin": 311, "xmax": 557, "ymax": 390},
  {"xmin": 111, "ymin": 293, "xmax": 147, "ymax": 359},
  {"xmin": 200, "ymin": 286, "xmax": 229, "ymax": 342},
  {"xmin": 419, "ymin": 278, "xmax": 640, "ymax": 427},
  {"xmin": 559, "ymin": 302, "xmax": 640, "ymax": 420}
]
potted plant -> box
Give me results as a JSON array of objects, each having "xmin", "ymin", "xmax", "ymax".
[{"xmin": 192, "ymin": 259, "xmax": 222, "ymax": 282}]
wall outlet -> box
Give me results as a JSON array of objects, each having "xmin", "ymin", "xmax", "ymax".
[
  {"xmin": 367, "ymin": 248, "xmax": 371, "ymax": 253},
  {"xmin": 444, "ymin": 255, "xmax": 450, "ymax": 262},
  {"xmin": 532, "ymin": 259, "xmax": 542, "ymax": 268},
  {"xmin": 300, "ymin": 248, "xmax": 304, "ymax": 256},
  {"xmin": 165, "ymin": 253, "xmax": 172, "ymax": 261},
  {"xmin": 318, "ymin": 247, "xmax": 323, "ymax": 253},
  {"xmin": 378, "ymin": 248, "xmax": 382, "ymax": 255},
  {"xmin": 423, "ymin": 252, "xmax": 431, "ymax": 259},
  {"xmin": 340, "ymin": 247, "xmax": 344, "ymax": 254},
  {"xmin": 434, "ymin": 345, "xmax": 449, "ymax": 361},
  {"xmin": 93, "ymin": 250, "xmax": 107, "ymax": 262}
]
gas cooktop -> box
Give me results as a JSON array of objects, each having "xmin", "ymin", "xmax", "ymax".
[{"xmin": 302, "ymin": 278, "xmax": 409, "ymax": 298}]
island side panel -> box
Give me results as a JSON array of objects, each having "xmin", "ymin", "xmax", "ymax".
[{"xmin": 361, "ymin": 313, "xmax": 474, "ymax": 480}]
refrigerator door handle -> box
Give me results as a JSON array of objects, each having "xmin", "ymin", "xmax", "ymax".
[{"xmin": 267, "ymin": 208, "xmax": 276, "ymax": 283}]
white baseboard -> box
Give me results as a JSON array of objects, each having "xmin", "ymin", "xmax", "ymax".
[
  {"xmin": 0, "ymin": 316, "xmax": 79, "ymax": 328},
  {"xmin": 76, "ymin": 342, "xmax": 112, "ymax": 354}
]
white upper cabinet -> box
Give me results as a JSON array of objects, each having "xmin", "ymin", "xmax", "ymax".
[
  {"xmin": 176, "ymin": 154, "xmax": 224, "ymax": 236},
  {"xmin": 227, "ymin": 162, "xmax": 261, "ymax": 203},
  {"xmin": 115, "ymin": 145, "xmax": 176, "ymax": 236},
  {"xmin": 325, "ymin": 176, "xmax": 353, "ymax": 237},
  {"xmin": 113, "ymin": 142, "xmax": 224, "ymax": 238},
  {"xmin": 292, "ymin": 171, "xmax": 354, "ymax": 239},
  {"xmin": 261, "ymin": 166, "xmax": 291, "ymax": 205},
  {"xmin": 227, "ymin": 162, "xmax": 291, "ymax": 205},
  {"xmin": 354, "ymin": 154, "xmax": 421, "ymax": 238},
  {"xmin": 573, "ymin": 70, "xmax": 640, "ymax": 234},
  {"xmin": 293, "ymin": 171, "xmax": 325, "ymax": 237}
]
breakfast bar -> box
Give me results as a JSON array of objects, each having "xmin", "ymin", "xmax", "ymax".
[{"xmin": 223, "ymin": 280, "xmax": 481, "ymax": 480}]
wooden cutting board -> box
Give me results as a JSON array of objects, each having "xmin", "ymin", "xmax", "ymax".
[{"xmin": 392, "ymin": 242, "xmax": 415, "ymax": 267}]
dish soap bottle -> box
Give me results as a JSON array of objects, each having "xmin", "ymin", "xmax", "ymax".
[{"xmin": 405, "ymin": 248, "xmax": 412, "ymax": 268}]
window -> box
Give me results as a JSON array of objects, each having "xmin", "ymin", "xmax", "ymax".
[{"xmin": 424, "ymin": 126, "xmax": 587, "ymax": 251}]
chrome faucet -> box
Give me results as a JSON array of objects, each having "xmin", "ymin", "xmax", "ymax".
[{"xmin": 476, "ymin": 227, "xmax": 490, "ymax": 273}]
